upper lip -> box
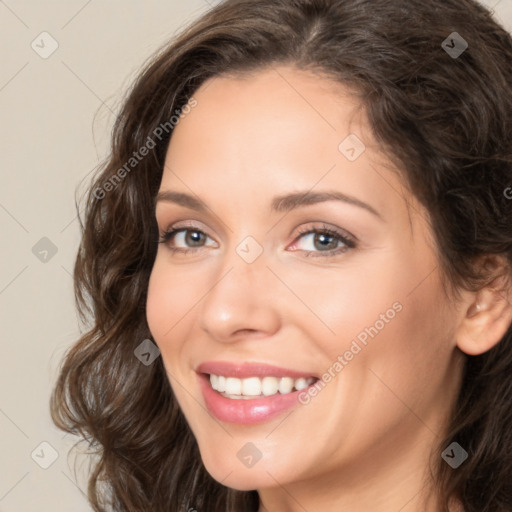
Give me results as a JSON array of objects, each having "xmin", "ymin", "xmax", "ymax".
[{"xmin": 196, "ymin": 361, "xmax": 318, "ymax": 379}]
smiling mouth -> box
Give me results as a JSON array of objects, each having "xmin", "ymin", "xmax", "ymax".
[{"xmin": 207, "ymin": 374, "xmax": 318, "ymax": 399}]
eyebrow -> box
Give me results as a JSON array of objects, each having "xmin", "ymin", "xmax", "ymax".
[{"xmin": 156, "ymin": 189, "xmax": 383, "ymax": 220}]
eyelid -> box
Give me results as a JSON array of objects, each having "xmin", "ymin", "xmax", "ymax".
[
  {"xmin": 160, "ymin": 220, "xmax": 213, "ymax": 238},
  {"xmin": 292, "ymin": 222, "xmax": 357, "ymax": 244}
]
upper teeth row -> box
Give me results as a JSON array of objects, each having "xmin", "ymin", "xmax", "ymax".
[{"xmin": 209, "ymin": 374, "xmax": 315, "ymax": 398}]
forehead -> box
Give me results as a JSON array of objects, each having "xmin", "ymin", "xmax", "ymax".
[
  {"xmin": 185, "ymin": 65, "xmax": 366, "ymax": 140},
  {"xmin": 163, "ymin": 66, "xmax": 367, "ymax": 173},
  {"xmin": 159, "ymin": 65, "xmax": 417, "ymax": 227}
]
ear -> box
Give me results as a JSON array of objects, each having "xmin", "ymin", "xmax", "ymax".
[{"xmin": 455, "ymin": 257, "xmax": 512, "ymax": 356}]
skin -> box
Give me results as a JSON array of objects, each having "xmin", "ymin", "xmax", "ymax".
[{"xmin": 146, "ymin": 65, "xmax": 512, "ymax": 512}]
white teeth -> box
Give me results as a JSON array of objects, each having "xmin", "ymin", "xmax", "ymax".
[
  {"xmin": 278, "ymin": 377, "xmax": 294, "ymax": 394},
  {"xmin": 242, "ymin": 377, "xmax": 262, "ymax": 396},
  {"xmin": 261, "ymin": 376, "xmax": 279, "ymax": 396},
  {"xmin": 209, "ymin": 374, "xmax": 315, "ymax": 399},
  {"xmin": 294, "ymin": 378, "xmax": 308, "ymax": 391},
  {"xmin": 217, "ymin": 375, "xmax": 226, "ymax": 393},
  {"xmin": 225, "ymin": 377, "xmax": 242, "ymax": 395}
]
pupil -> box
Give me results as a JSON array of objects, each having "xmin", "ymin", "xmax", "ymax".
[
  {"xmin": 316, "ymin": 233, "xmax": 334, "ymax": 250},
  {"xmin": 187, "ymin": 231, "xmax": 203, "ymax": 246}
]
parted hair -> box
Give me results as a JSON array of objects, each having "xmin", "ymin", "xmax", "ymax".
[{"xmin": 50, "ymin": 0, "xmax": 512, "ymax": 510}]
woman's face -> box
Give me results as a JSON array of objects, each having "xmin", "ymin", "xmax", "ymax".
[{"xmin": 146, "ymin": 65, "xmax": 465, "ymax": 499}]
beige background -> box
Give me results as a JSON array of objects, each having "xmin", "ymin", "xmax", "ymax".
[{"xmin": 0, "ymin": 1, "xmax": 510, "ymax": 510}]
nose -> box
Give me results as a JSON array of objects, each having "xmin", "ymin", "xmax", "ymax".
[{"xmin": 197, "ymin": 246, "xmax": 282, "ymax": 344}]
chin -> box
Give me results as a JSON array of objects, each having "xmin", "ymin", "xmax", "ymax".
[{"xmin": 200, "ymin": 453, "xmax": 274, "ymax": 491}]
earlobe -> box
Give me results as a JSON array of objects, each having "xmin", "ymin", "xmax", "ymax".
[{"xmin": 455, "ymin": 272, "xmax": 512, "ymax": 356}]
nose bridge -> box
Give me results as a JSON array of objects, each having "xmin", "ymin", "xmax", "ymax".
[{"xmin": 197, "ymin": 238, "xmax": 281, "ymax": 341}]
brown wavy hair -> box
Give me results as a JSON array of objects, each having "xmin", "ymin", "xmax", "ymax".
[{"xmin": 50, "ymin": 0, "xmax": 512, "ymax": 510}]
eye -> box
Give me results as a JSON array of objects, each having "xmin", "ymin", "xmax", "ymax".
[
  {"xmin": 158, "ymin": 225, "xmax": 216, "ymax": 254},
  {"xmin": 158, "ymin": 222, "xmax": 357, "ymax": 258},
  {"xmin": 288, "ymin": 223, "xmax": 357, "ymax": 258}
]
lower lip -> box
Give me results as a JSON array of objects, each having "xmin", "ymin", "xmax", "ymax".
[{"xmin": 198, "ymin": 373, "xmax": 310, "ymax": 425}]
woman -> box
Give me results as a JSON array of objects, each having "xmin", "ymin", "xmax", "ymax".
[{"xmin": 51, "ymin": 0, "xmax": 512, "ymax": 511}]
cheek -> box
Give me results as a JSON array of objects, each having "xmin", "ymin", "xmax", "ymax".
[
  {"xmin": 145, "ymin": 259, "xmax": 198, "ymax": 401},
  {"xmin": 145, "ymin": 255, "xmax": 199, "ymax": 342},
  {"xmin": 306, "ymin": 260, "xmax": 404, "ymax": 357},
  {"xmin": 341, "ymin": 265, "xmax": 455, "ymax": 405},
  {"xmin": 145, "ymin": 264, "xmax": 169, "ymax": 340},
  {"xmin": 314, "ymin": 249, "xmax": 448, "ymax": 377},
  {"xmin": 146, "ymin": 266, "xmax": 187, "ymax": 374}
]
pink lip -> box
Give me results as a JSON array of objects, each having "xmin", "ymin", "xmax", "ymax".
[
  {"xmin": 196, "ymin": 361, "xmax": 317, "ymax": 379},
  {"xmin": 196, "ymin": 361, "xmax": 318, "ymax": 425}
]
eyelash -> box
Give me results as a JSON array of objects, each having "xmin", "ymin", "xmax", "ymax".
[
  {"xmin": 292, "ymin": 225, "xmax": 356, "ymax": 257},
  {"xmin": 158, "ymin": 223, "xmax": 357, "ymax": 258}
]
